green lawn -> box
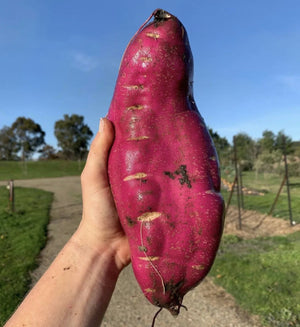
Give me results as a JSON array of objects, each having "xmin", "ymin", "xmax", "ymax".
[
  {"xmin": 210, "ymin": 232, "xmax": 300, "ymax": 326},
  {"xmin": 0, "ymin": 160, "xmax": 85, "ymax": 181},
  {"xmin": 241, "ymin": 171, "xmax": 300, "ymax": 197},
  {"xmin": 0, "ymin": 186, "xmax": 53, "ymax": 325}
]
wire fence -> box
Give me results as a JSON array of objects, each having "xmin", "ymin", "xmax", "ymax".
[{"xmin": 223, "ymin": 137, "xmax": 296, "ymax": 229}]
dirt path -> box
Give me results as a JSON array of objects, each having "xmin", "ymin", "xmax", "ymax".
[
  {"xmin": 224, "ymin": 206, "xmax": 300, "ymax": 239},
  {"xmin": 5, "ymin": 176, "xmax": 298, "ymax": 326}
]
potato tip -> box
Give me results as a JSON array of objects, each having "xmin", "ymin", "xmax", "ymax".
[{"xmin": 153, "ymin": 9, "xmax": 172, "ymax": 21}]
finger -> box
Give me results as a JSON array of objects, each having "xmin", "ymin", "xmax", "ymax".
[{"xmin": 81, "ymin": 118, "xmax": 115, "ymax": 190}]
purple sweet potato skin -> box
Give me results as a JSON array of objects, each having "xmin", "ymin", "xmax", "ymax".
[{"xmin": 107, "ymin": 9, "xmax": 224, "ymax": 314}]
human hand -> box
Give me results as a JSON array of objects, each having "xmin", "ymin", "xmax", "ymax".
[{"xmin": 76, "ymin": 118, "xmax": 131, "ymax": 271}]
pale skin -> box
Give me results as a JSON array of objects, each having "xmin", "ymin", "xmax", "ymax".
[{"xmin": 5, "ymin": 118, "xmax": 131, "ymax": 327}]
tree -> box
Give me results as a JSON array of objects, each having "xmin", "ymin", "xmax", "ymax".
[
  {"xmin": 209, "ymin": 128, "xmax": 230, "ymax": 154},
  {"xmin": 233, "ymin": 133, "xmax": 256, "ymax": 171},
  {"xmin": 11, "ymin": 117, "xmax": 45, "ymax": 160},
  {"xmin": 292, "ymin": 141, "xmax": 300, "ymax": 157},
  {"xmin": 39, "ymin": 144, "xmax": 58, "ymax": 160},
  {"xmin": 208, "ymin": 128, "xmax": 231, "ymax": 166},
  {"xmin": 258, "ymin": 130, "xmax": 275, "ymax": 154},
  {"xmin": 54, "ymin": 114, "xmax": 93, "ymax": 160},
  {"xmin": 0, "ymin": 126, "xmax": 19, "ymax": 160},
  {"xmin": 254, "ymin": 150, "xmax": 282, "ymax": 175},
  {"xmin": 274, "ymin": 130, "xmax": 294, "ymax": 155},
  {"xmin": 255, "ymin": 131, "xmax": 295, "ymax": 175}
]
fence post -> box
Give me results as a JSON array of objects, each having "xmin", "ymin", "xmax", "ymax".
[
  {"xmin": 233, "ymin": 137, "xmax": 242, "ymax": 229},
  {"xmin": 225, "ymin": 175, "xmax": 237, "ymax": 216},
  {"xmin": 8, "ymin": 180, "xmax": 15, "ymax": 212},
  {"xmin": 268, "ymin": 175, "xmax": 286, "ymax": 217},
  {"xmin": 239, "ymin": 164, "xmax": 244, "ymax": 209},
  {"xmin": 283, "ymin": 140, "xmax": 294, "ymax": 226}
]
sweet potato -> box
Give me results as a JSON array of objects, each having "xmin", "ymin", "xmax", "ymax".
[{"xmin": 107, "ymin": 9, "xmax": 224, "ymax": 315}]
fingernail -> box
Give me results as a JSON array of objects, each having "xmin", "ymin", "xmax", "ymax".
[{"xmin": 99, "ymin": 118, "xmax": 104, "ymax": 133}]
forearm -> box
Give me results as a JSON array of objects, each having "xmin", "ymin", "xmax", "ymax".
[{"xmin": 5, "ymin": 231, "xmax": 121, "ymax": 327}]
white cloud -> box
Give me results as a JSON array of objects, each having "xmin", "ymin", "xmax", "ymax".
[{"xmin": 71, "ymin": 51, "xmax": 99, "ymax": 72}]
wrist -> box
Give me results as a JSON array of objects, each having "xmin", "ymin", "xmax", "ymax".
[
  {"xmin": 70, "ymin": 227, "xmax": 125, "ymax": 281},
  {"xmin": 5, "ymin": 228, "xmax": 123, "ymax": 327}
]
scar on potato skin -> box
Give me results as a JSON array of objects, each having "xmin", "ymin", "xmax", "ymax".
[
  {"xmin": 139, "ymin": 256, "xmax": 159, "ymax": 261},
  {"xmin": 167, "ymin": 221, "xmax": 176, "ymax": 229},
  {"xmin": 127, "ymin": 104, "xmax": 144, "ymax": 110},
  {"xmin": 123, "ymin": 172, "xmax": 147, "ymax": 181},
  {"xmin": 164, "ymin": 165, "xmax": 192, "ymax": 188},
  {"xmin": 192, "ymin": 264, "xmax": 205, "ymax": 270},
  {"xmin": 126, "ymin": 216, "xmax": 137, "ymax": 226},
  {"xmin": 138, "ymin": 245, "xmax": 148, "ymax": 252},
  {"xmin": 176, "ymin": 165, "xmax": 192, "ymax": 188},
  {"xmin": 164, "ymin": 171, "xmax": 175, "ymax": 179},
  {"xmin": 137, "ymin": 211, "xmax": 161, "ymax": 222},
  {"xmin": 146, "ymin": 32, "xmax": 160, "ymax": 39}
]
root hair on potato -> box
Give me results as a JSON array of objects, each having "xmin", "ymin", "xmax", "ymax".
[{"xmin": 151, "ymin": 307, "xmax": 163, "ymax": 327}]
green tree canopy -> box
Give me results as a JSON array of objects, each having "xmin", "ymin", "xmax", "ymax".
[
  {"xmin": 39, "ymin": 144, "xmax": 58, "ymax": 160},
  {"xmin": 0, "ymin": 126, "xmax": 19, "ymax": 160},
  {"xmin": 255, "ymin": 130, "xmax": 296, "ymax": 175},
  {"xmin": 292, "ymin": 141, "xmax": 300, "ymax": 157},
  {"xmin": 275, "ymin": 130, "xmax": 294, "ymax": 155},
  {"xmin": 208, "ymin": 128, "xmax": 231, "ymax": 166},
  {"xmin": 54, "ymin": 114, "xmax": 93, "ymax": 160},
  {"xmin": 258, "ymin": 130, "xmax": 275, "ymax": 154},
  {"xmin": 233, "ymin": 133, "xmax": 256, "ymax": 170},
  {"xmin": 209, "ymin": 128, "xmax": 230, "ymax": 153},
  {"xmin": 11, "ymin": 117, "xmax": 45, "ymax": 160}
]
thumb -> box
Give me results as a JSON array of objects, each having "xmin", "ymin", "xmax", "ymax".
[{"xmin": 81, "ymin": 118, "xmax": 115, "ymax": 190}]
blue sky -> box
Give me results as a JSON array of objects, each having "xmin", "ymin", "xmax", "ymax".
[{"xmin": 1, "ymin": 0, "xmax": 300, "ymax": 150}]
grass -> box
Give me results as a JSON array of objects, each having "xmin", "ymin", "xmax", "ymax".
[
  {"xmin": 210, "ymin": 232, "xmax": 300, "ymax": 326},
  {"xmin": 222, "ymin": 171, "xmax": 300, "ymax": 223},
  {"xmin": 241, "ymin": 171, "xmax": 300, "ymax": 197},
  {"xmin": 0, "ymin": 160, "xmax": 85, "ymax": 181},
  {"xmin": 0, "ymin": 186, "xmax": 53, "ymax": 325}
]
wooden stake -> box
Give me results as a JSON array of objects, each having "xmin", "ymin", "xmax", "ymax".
[
  {"xmin": 233, "ymin": 137, "xmax": 242, "ymax": 230},
  {"xmin": 283, "ymin": 142, "xmax": 294, "ymax": 226},
  {"xmin": 225, "ymin": 175, "xmax": 237, "ymax": 216},
  {"xmin": 8, "ymin": 180, "xmax": 15, "ymax": 212},
  {"xmin": 268, "ymin": 175, "xmax": 286, "ymax": 217}
]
